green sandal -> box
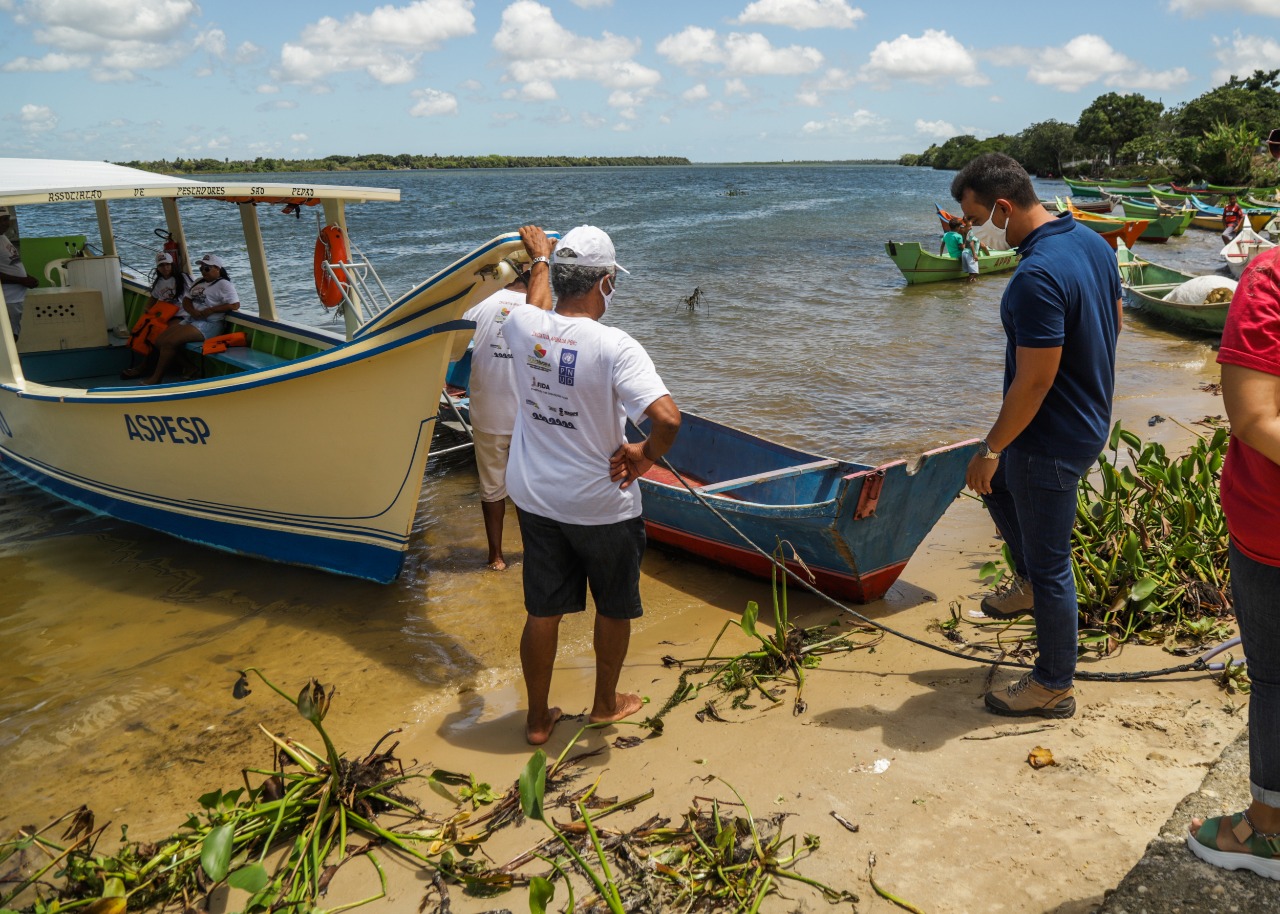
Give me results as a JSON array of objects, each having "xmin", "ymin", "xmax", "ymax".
[{"xmin": 1187, "ymin": 812, "xmax": 1280, "ymax": 880}]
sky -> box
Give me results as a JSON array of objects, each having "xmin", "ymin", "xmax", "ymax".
[{"xmin": 1, "ymin": 0, "xmax": 1279, "ymax": 164}]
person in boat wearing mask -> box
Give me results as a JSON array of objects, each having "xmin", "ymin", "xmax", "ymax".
[
  {"xmin": 953, "ymin": 152, "xmax": 1122, "ymax": 719},
  {"xmin": 503, "ymin": 224, "xmax": 681, "ymax": 746},
  {"xmin": 137, "ymin": 253, "xmax": 239, "ymax": 385}
]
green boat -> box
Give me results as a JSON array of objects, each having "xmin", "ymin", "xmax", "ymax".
[
  {"xmin": 884, "ymin": 241, "xmax": 1020, "ymax": 284},
  {"xmin": 1115, "ymin": 245, "xmax": 1231, "ymax": 335},
  {"xmin": 1061, "ymin": 198, "xmax": 1182, "ymax": 242},
  {"xmin": 1149, "ymin": 186, "xmax": 1193, "ymax": 206},
  {"xmin": 1063, "ymin": 177, "xmax": 1157, "ymax": 199},
  {"xmin": 1118, "ymin": 198, "xmax": 1194, "ymax": 236}
]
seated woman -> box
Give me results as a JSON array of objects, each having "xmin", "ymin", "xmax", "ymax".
[
  {"xmin": 121, "ymin": 251, "xmax": 192, "ymax": 379},
  {"xmin": 139, "ymin": 253, "xmax": 240, "ymax": 385}
]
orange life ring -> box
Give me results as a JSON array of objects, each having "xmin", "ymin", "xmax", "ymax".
[{"xmin": 313, "ymin": 224, "xmax": 350, "ymax": 308}]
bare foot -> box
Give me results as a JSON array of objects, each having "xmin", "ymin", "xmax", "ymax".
[
  {"xmin": 486, "ymin": 557, "xmax": 507, "ymax": 571},
  {"xmin": 589, "ymin": 692, "xmax": 644, "ymax": 726},
  {"xmin": 526, "ymin": 707, "xmax": 562, "ymax": 745}
]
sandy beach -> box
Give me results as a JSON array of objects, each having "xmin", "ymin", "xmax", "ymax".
[{"xmin": 185, "ymin": 344, "xmax": 1246, "ymax": 914}]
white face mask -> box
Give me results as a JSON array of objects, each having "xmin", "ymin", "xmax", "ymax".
[
  {"xmin": 600, "ymin": 274, "xmax": 615, "ymax": 313},
  {"xmin": 970, "ymin": 203, "xmax": 1011, "ymax": 251}
]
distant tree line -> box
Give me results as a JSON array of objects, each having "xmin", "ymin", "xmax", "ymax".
[
  {"xmin": 900, "ymin": 69, "xmax": 1280, "ymax": 186},
  {"xmin": 117, "ymin": 153, "xmax": 693, "ymax": 174}
]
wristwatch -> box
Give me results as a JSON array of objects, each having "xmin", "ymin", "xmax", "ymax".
[
  {"xmin": 978, "ymin": 440, "xmax": 1001, "ymax": 460},
  {"xmin": 529, "ymin": 256, "xmax": 551, "ymax": 267}
]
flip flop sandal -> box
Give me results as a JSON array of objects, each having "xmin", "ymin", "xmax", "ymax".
[{"xmin": 1187, "ymin": 812, "xmax": 1280, "ymax": 880}]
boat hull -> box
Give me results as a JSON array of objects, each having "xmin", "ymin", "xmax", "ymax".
[
  {"xmin": 884, "ymin": 241, "xmax": 1019, "ymax": 284},
  {"xmin": 635, "ymin": 413, "xmax": 979, "ymax": 603}
]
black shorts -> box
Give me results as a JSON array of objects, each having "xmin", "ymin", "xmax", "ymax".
[{"xmin": 516, "ymin": 508, "xmax": 646, "ymax": 620}]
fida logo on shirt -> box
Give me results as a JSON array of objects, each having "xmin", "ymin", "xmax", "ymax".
[{"xmin": 558, "ymin": 348, "xmax": 577, "ymax": 386}]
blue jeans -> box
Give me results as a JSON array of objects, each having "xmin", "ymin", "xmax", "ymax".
[
  {"xmin": 982, "ymin": 448, "xmax": 1097, "ymax": 690},
  {"xmin": 1229, "ymin": 541, "xmax": 1280, "ymax": 807}
]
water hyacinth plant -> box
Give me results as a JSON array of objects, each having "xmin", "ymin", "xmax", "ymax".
[{"xmin": 981, "ymin": 422, "xmax": 1232, "ymax": 648}]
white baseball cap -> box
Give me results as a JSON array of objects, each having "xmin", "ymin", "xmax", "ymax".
[
  {"xmin": 155, "ymin": 251, "xmax": 173, "ymax": 265},
  {"xmin": 197, "ymin": 253, "xmax": 224, "ymax": 270},
  {"xmin": 552, "ymin": 225, "xmax": 629, "ymax": 274}
]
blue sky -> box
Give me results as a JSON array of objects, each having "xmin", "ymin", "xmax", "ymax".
[{"xmin": 2, "ymin": 0, "xmax": 1278, "ymax": 163}]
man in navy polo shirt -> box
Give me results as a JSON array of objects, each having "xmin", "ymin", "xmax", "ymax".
[{"xmin": 952, "ymin": 153, "xmax": 1122, "ymax": 718}]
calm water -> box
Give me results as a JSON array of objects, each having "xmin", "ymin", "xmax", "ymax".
[{"xmin": 0, "ymin": 166, "xmax": 1226, "ymax": 831}]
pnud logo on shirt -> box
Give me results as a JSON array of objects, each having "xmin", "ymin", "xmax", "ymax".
[{"xmin": 558, "ymin": 348, "xmax": 577, "ymax": 387}]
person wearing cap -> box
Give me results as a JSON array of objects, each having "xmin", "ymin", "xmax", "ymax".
[
  {"xmin": 503, "ymin": 224, "xmax": 681, "ymax": 745},
  {"xmin": 0, "ymin": 205, "xmax": 39, "ymax": 339},
  {"xmin": 461, "ymin": 260, "xmax": 533, "ymax": 571},
  {"xmin": 120, "ymin": 251, "xmax": 194, "ymax": 379},
  {"xmin": 138, "ymin": 253, "xmax": 239, "ymax": 385}
]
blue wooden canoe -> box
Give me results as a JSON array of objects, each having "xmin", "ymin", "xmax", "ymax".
[{"xmin": 630, "ymin": 413, "xmax": 979, "ymax": 603}]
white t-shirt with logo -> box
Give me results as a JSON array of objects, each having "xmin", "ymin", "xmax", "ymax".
[
  {"xmin": 504, "ymin": 307, "xmax": 669, "ymax": 525},
  {"xmin": 462, "ymin": 287, "xmax": 528, "ymax": 435}
]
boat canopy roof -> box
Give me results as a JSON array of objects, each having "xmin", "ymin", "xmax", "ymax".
[{"xmin": 0, "ymin": 158, "xmax": 400, "ymax": 207}]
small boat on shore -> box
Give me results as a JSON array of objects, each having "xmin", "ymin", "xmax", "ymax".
[
  {"xmin": 0, "ymin": 158, "xmax": 527, "ymax": 582},
  {"xmin": 1063, "ymin": 199, "xmax": 1175, "ymax": 243},
  {"xmin": 1221, "ymin": 226, "xmax": 1277, "ymax": 278},
  {"xmin": 1116, "ymin": 244, "xmax": 1234, "ymax": 335},
  {"xmin": 883, "ymin": 240, "xmax": 1019, "ymax": 284},
  {"xmin": 633, "ymin": 412, "xmax": 980, "ymax": 602},
  {"xmin": 1118, "ymin": 197, "xmax": 1193, "ymax": 236}
]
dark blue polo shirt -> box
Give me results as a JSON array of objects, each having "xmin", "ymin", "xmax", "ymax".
[{"xmin": 1000, "ymin": 212, "xmax": 1121, "ymax": 457}]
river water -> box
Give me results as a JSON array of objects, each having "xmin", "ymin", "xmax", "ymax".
[{"xmin": 0, "ymin": 166, "xmax": 1226, "ymax": 833}]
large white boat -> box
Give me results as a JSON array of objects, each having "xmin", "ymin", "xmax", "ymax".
[{"xmin": 0, "ymin": 158, "xmax": 527, "ymax": 582}]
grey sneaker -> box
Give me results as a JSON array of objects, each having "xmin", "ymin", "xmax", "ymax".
[
  {"xmin": 980, "ymin": 574, "xmax": 1034, "ymax": 619},
  {"xmin": 985, "ymin": 672, "xmax": 1076, "ymax": 718}
]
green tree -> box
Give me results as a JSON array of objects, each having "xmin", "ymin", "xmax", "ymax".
[
  {"xmin": 1172, "ymin": 71, "xmax": 1280, "ymax": 141},
  {"xmin": 1076, "ymin": 92, "xmax": 1164, "ymax": 166},
  {"xmin": 1017, "ymin": 120, "xmax": 1077, "ymax": 176},
  {"xmin": 1183, "ymin": 119, "xmax": 1259, "ymax": 184}
]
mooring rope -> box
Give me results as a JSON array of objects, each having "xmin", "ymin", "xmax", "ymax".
[{"xmin": 632, "ymin": 422, "xmax": 1214, "ymax": 684}]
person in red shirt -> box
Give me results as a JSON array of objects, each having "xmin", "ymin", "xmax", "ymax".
[
  {"xmin": 1186, "ymin": 222, "xmax": 1280, "ymax": 878},
  {"xmin": 1222, "ymin": 194, "xmax": 1245, "ymax": 244}
]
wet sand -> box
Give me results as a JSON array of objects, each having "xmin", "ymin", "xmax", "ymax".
[{"xmin": 2, "ymin": 321, "xmax": 1244, "ymax": 914}]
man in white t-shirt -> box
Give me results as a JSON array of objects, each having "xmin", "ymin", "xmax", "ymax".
[
  {"xmin": 0, "ymin": 206, "xmax": 39, "ymax": 339},
  {"xmin": 461, "ymin": 267, "xmax": 531, "ymax": 570},
  {"xmin": 506, "ymin": 224, "xmax": 681, "ymax": 745}
]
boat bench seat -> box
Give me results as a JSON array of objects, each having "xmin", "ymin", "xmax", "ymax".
[
  {"xmin": 697, "ymin": 459, "xmax": 840, "ymax": 495},
  {"xmin": 184, "ymin": 340, "xmax": 291, "ymax": 373}
]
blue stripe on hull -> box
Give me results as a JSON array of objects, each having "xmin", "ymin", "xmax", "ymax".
[{"xmin": 0, "ymin": 456, "xmax": 404, "ymax": 583}]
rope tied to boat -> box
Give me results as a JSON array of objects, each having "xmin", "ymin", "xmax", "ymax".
[{"xmin": 630, "ymin": 420, "xmax": 1216, "ymax": 684}]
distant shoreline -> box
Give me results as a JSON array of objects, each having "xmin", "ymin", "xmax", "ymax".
[{"xmin": 116, "ymin": 155, "xmax": 901, "ymax": 176}]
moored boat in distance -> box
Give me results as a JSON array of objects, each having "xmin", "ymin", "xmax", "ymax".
[
  {"xmin": 1062, "ymin": 199, "xmax": 1174, "ymax": 243},
  {"xmin": 1115, "ymin": 243, "xmax": 1234, "ymax": 336},
  {"xmin": 632, "ymin": 412, "xmax": 980, "ymax": 603},
  {"xmin": 883, "ymin": 240, "xmax": 1019, "ymax": 284},
  {"xmin": 0, "ymin": 158, "xmax": 529, "ymax": 582}
]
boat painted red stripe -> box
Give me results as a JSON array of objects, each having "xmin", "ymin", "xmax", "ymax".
[{"xmin": 644, "ymin": 520, "xmax": 907, "ymax": 603}]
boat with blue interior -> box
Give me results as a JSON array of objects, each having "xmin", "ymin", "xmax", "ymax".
[{"xmin": 0, "ymin": 158, "xmax": 529, "ymax": 582}]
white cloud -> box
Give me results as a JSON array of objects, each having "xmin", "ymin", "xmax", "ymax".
[
  {"xmin": 278, "ymin": 0, "xmax": 476, "ymax": 85},
  {"xmin": 998, "ymin": 34, "xmax": 1187, "ymax": 93},
  {"xmin": 291, "ymin": 133, "xmax": 308, "ymax": 142},
  {"xmin": 915, "ymin": 118, "xmax": 956, "ymax": 138},
  {"xmin": 256, "ymin": 99, "xmax": 299, "ymax": 111},
  {"xmin": 796, "ymin": 90, "xmax": 820, "ymax": 106},
  {"xmin": 409, "ymin": 87, "xmax": 458, "ymax": 116},
  {"xmin": 682, "ymin": 83, "xmax": 710, "ymax": 101},
  {"xmin": 861, "ymin": 30, "xmax": 987, "ymax": 86},
  {"xmin": 460, "ymin": 78, "xmax": 483, "ymax": 91},
  {"xmin": 735, "ymin": 0, "xmax": 865, "ymax": 29},
  {"xmin": 570, "ymin": 0, "xmax": 613, "ymax": 6},
  {"xmin": 725, "ymin": 78, "xmax": 750, "ymax": 97},
  {"xmin": 1211, "ymin": 31, "xmax": 1280, "ymax": 83},
  {"xmin": 195, "ymin": 28, "xmax": 226, "ymax": 58},
  {"xmin": 256, "ymin": 84, "xmax": 280, "ymax": 94},
  {"xmin": 658, "ymin": 26, "xmax": 823, "ymax": 76},
  {"xmin": 493, "ymin": 0, "xmax": 660, "ymax": 106},
  {"xmin": 234, "ymin": 41, "xmax": 262, "ymax": 65},
  {"xmin": 4, "ymin": 0, "xmax": 199, "ymax": 75},
  {"xmin": 20, "ymin": 103, "xmax": 58, "ymax": 133},
  {"xmin": 1168, "ymin": 0, "xmax": 1280, "ymax": 15},
  {"xmin": 801, "ymin": 109, "xmax": 884, "ymax": 134}
]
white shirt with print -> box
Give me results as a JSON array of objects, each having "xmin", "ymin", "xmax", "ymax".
[
  {"xmin": 504, "ymin": 307, "xmax": 669, "ymax": 525},
  {"xmin": 462, "ymin": 287, "xmax": 528, "ymax": 435}
]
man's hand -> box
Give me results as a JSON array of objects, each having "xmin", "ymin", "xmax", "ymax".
[
  {"xmin": 966, "ymin": 453, "xmax": 998, "ymax": 495},
  {"xmin": 519, "ymin": 225, "xmax": 554, "ymax": 261},
  {"xmin": 610, "ymin": 442, "xmax": 653, "ymax": 490},
  {"xmin": 21, "ymin": 275, "xmax": 38, "ymax": 289}
]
